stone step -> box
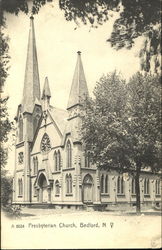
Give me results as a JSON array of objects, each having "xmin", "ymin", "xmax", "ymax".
[{"xmin": 29, "ymin": 203, "xmax": 54, "ymax": 209}]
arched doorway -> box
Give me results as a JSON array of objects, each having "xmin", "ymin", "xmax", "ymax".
[
  {"xmin": 38, "ymin": 173, "xmax": 49, "ymax": 203},
  {"xmin": 83, "ymin": 174, "xmax": 93, "ymax": 204}
]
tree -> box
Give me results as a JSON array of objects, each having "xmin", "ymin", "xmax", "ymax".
[
  {"xmin": 82, "ymin": 72, "xmax": 161, "ymax": 213},
  {"xmin": 0, "ymin": 16, "xmax": 13, "ymax": 171},
  {"xmin": 1, "ymin": 0, "xmax": 161, "ymax": 73},
  {"xmin": 0, "ymin": 97, "xmax": 13, "ymax": 206},
  {"xmin": 1, "ymin": 169, "xmax": 13, "ymax": 206},
  {"xmin": 125, "ymin": 73, "xmax": 161, "ymax": 212},
  {"xmin": 82, "ymin": 72, "xmax": 128, "ymax": 167},
  {"xmin": 0, "ymin": 97, "xmax": 13, "ymax": 166},
  {"xmin": 0, "ymin": 17, "xmax": 13, "ymax": 206}
]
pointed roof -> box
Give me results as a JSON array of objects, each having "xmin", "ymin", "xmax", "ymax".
[
  {"xmin": 67, "ymin": 51, "xmax": 89, "ymax": 109},
  {"xmin": 49, "ymin": 106, "xmax": 68, "ymax": 134},
  {"xmin": 22, "ymin": 16, "xmax": 41, "ymax": 113},
  {"xmin": 41, "ymin": 77, "xmax": 51, "ymax": 99}
]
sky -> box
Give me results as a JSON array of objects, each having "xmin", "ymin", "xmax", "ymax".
[{"xmin": 4, "ymin": 1, "xmax": 143, "ymax": 174}]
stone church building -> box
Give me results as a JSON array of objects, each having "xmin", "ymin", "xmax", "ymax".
[{"xmin": 13, "ymin": 17, "xmax": 161, "ymax": 209}]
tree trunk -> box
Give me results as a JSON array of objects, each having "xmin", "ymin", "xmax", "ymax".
[{"xmin": 135, "ymin": 164, "xmax": 141, "ymax": 214}]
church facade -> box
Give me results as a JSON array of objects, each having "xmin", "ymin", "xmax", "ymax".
[{"xmin": 13, "ymin": 17, "xmax": 161, "ymax": 209}]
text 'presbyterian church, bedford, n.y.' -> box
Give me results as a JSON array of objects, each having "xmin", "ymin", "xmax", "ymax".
[{"xmin": 13, "ymin": 16, "xmax": 161, "ymax": 210}]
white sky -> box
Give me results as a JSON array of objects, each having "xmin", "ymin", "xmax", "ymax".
[{"xmin": 4, "ymin": 1, "xmax": 143, "ymax": 175}]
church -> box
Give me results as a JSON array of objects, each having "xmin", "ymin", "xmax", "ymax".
[{"xmin": 13, "ymin": 16, "xmax": 161, "ymax": 209}]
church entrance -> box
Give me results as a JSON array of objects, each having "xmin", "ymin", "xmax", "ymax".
[
  {"xmin": 42, "ymin": 187, "xmax": 48, "ymax": 203},
  {"xmin": 38, "ymin": 173, "xmax": 50, "ymax": 203},
  {"xmin": 83, "ymin": 174, "xmax": 93, "ymax": 204}
]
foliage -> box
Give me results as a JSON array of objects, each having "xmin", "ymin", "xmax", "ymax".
[
  {"xmin": 82, "ymin": 72, "xmax": 161, "ymax": 212},
  {"xmin": 125, "ymin": 72, "xmax": 161, "ymax": 171},
  {"xmin": 82, "ymin": 72, "xmax": 128, "ymax": 169},
  {"xmin": 0, "ymin": 97, "xmax": 13, "ymax": 206},
  {"xmin": 0, "ymin": 28, "xmax": 10, "ymax": 91},
  {"xmin": 82, "ymin": 72, "xmax": 161, "ymax": 169},
  {"xmin": 0, "ymin": 12, "xmax": 13, "ymax": 207},
  {"xmin": 0, "ymin": 97, "xmax": 13, "ymax": 168},
  {"xmin": 1, "ymin": 0, "xmax": 161, "ymax": 72},
  {"xmin": 1, "ymin": 169, "xmax": 13, "ymax": 206},
  {"xmin": 2, "ymin": 204, "xmax": 22, "ymax": 218}
]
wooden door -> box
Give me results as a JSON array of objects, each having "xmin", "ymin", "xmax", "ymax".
[
  {"xmin": 83, "ymin": 183, "xmax": 93, "ymax": 203},
  {"xmin": 42, "ymin": 188, "xmax": 48, "ymax": 203}
]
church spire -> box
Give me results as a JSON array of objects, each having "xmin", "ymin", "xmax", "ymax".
[
  {"xmin": 41, "ymin": 77, "xmax": 51, "ymax": 111},
  {"xmin": 67, "ymin": 51, "xmax": 89, "ymax": 110},
  {"xmin": 22, "ymin": 16, "xmax": 41, "ymax": 113},
  {"xmin": 41, "ymin": 77, "xmax": 51, "ymax": 99}
]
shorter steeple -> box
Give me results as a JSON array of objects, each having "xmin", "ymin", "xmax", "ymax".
[
  {"xmin": 67, "ymin": 51, "xmax": 89, "ymax": 110},
  {"xmin": 42, "ymin": 77, "xmax": 51, "ymax": 99},
  {"xmin": 41, "ymin": 77, "xmax": 51, "ymax": 111}
]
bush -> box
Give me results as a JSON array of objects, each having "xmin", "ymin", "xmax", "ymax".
[{"xmin": 2, "ymin": 204, "xmax": 22, "ymax": 218}]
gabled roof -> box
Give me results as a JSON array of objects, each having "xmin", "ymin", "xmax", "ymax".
[
  {"xmin": 67, "ymin": 51, "xmax": 89, "ymax": 109},
  {"xmin": 48, "ymin": 105, "xmax": 68, "ymax": 135},
  {"xmin": 31, "ymin": 105, "xmax": 67, "ymax": 151}
]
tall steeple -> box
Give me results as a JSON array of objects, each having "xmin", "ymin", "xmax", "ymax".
[
  {"xmin": 67, "ymin": 51, "xmax": 89, "ymax": 110},
  {"xmin": 22, "ymin": 16, "xmax": 41, "ymax": 113}
]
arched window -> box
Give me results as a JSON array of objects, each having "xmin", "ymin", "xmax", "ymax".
[
  {"xmin": 117, "ymin": 176, "xmax": 120, "ymax": 194},
  {"xmin": 101, "ymin": 174, "xmax": 104, "ymax": 193},
  {"xmin": 144, "ymin": 178, "xmax": 146, "ymax": 194},
  {"xmin": 147, "ymin": 179, "xmax": 150, "ymax": 194},
  {"xmin": 66, "ymin": 174, "xmax": 69, "ymax": 194},
  {"xmin": 18, "ymin": 152, "xmax": 24, "ymax": 164},
  {"xmin": 18, "ymin": 178, "xmax": 23, "ymax": 196},
  {"xmin": 117, "ymin": 176, "xmax": 125, "ymax": 195},
  {"xmin": 57, "ymin": 150, "xmax": 61, "ymax": 170},
  {"xmin": 54, "ymin": 151, "xmax": 57, "ymax": 171},
  {"xmin": 69, "ymin": 174, "xmax": 72, "ymax": 193},
  {"xmin": 105, "ymin": 175, "xmax": 108, "ymax": 193},
  {"xmin": 85, "ymin": 151, "xmax": 90, "ymax": 168},
  {"xmin": 35, "ymin": 157, "xmax": 38, "ymax": 173},
  {"xmin": 144, "ymin": 178, "xmax": 150, "ymax": 195},
  {"xmin": 121, "ymin": 177, "xmax": 124, "ymax": 194},
  {"xmin": 131, "ymin": 177, "xmax": 136, "ymax": 194},
  {"xmin": 155, "ymin": 180, "xmax": 160, "ymax": 195},
  {"xmin": 55, "ymin": 180, "xmax": 60, "ymax": 195},
  {"xmin": 33, "ymin": 157, "xmax": 38, "ymax": 175},
  {"xmin": 19, "ymin": 116, "xmax": 23, "ymax": 142},
  {"xmin": 66, "ymin": 174, "xmax": 73, "ymax": 194},
  {"xmin": 66, "ymin": 140, "xmax": 72, "ymax": 168}
]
